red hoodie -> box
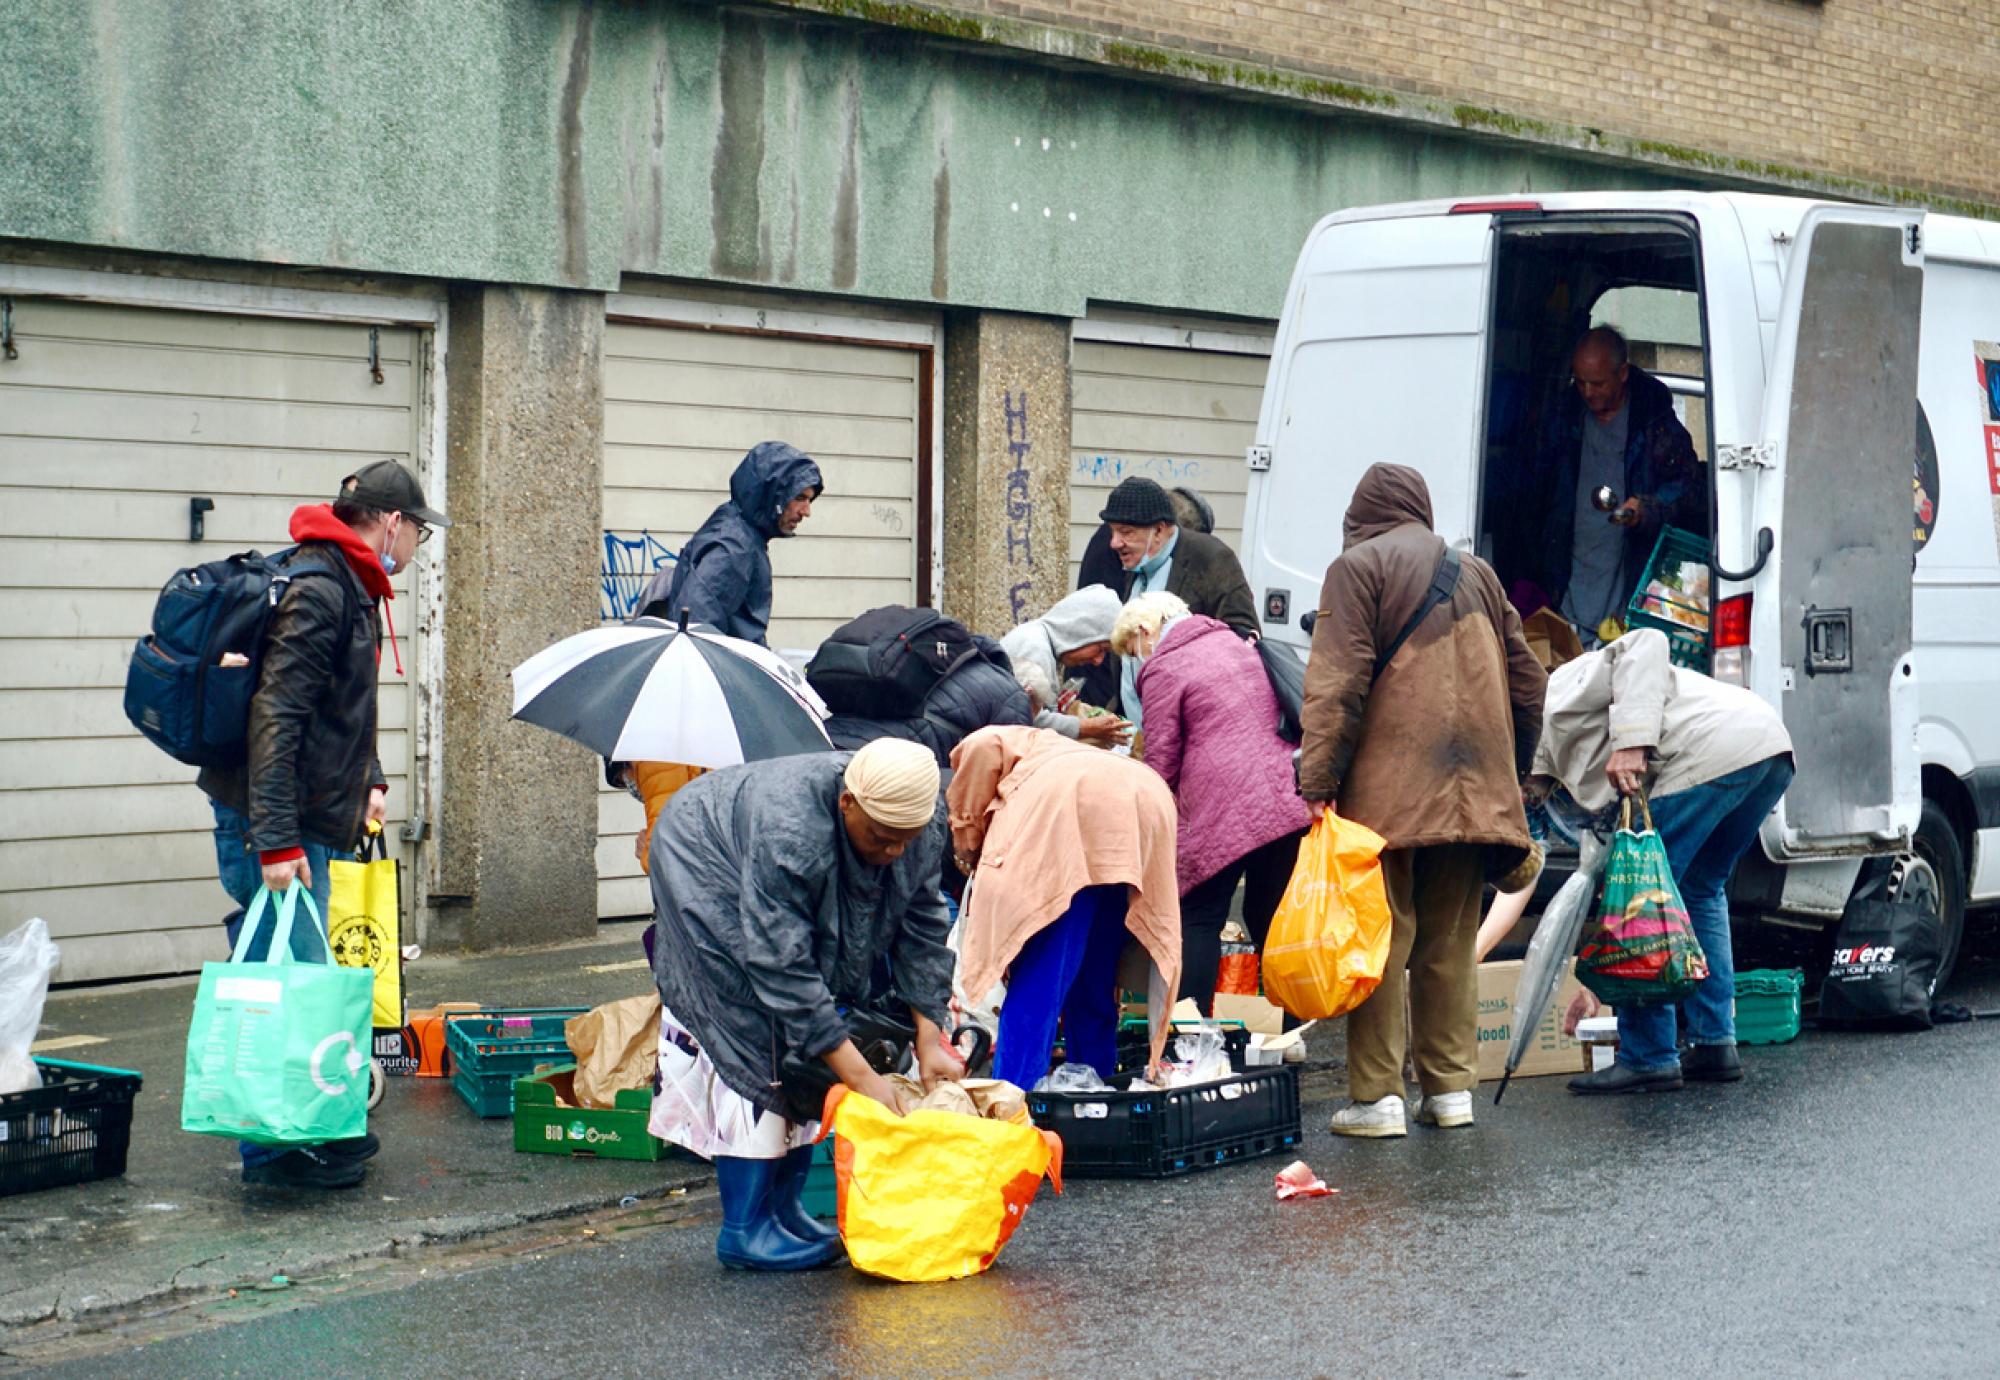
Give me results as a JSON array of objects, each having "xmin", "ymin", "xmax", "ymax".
[{"xmin": 259, "ymin": 506, "xmax": 397, "ymax": 867}]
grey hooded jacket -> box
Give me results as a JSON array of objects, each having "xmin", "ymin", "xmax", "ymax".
[
  {"xmin": 646, "ymin": 753, "xmax": 953, "ymax": 1115},
  {"xmin": 637, "ymin": 441, "xmax": 824, "ymax": 645}
]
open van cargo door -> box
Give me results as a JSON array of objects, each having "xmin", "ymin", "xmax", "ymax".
[
  {"xmin": 1756, "ymin": 207, "xmax": 1924, "ymax": 858},
  {"xmin": 1247, "ymin": 212, "xmax": 1493, "ymax": 646}
]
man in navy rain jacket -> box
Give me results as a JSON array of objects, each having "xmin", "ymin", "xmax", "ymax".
[{"xmin": 639, "ymin": 441, "xmax": 824, "ymax": 646}]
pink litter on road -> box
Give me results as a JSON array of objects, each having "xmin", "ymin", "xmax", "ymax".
[{"xmin": 1274, "ymin": 1160, "xmax": 1337, "ymax": 1200}]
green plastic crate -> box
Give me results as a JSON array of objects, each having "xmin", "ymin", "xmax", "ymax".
[
  {"xmin": 1735, "ymin": 968, "xmax": 1804, "ymax": 1045},
  {"xmin": 801, "ymin": 1137, "xmax": 837, "ymax": 1219},
  {"xmin": 512, "ymin": 1065, "xmax": 668, "ymax": 1162},
  {"xmin": 445, "ymin": 1008, "xmax": 587, "ymax": 1117},
  {"xmin": 1626, "ymin": 526, "xmax": 1712, "ymax": 671}
]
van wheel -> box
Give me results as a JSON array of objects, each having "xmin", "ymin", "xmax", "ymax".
[{"xmin": 1888, "ymin": 800, "xmax": 1968, "ymax": 993}]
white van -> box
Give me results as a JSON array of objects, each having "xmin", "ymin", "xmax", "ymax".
[{"xmin": 1243, "ymin": 191, "xmax": 2000, "ymax": 984}]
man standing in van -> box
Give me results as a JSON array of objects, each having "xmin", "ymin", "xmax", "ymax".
[{"xmin": 1537, "ymin": 326, "xmax": 1701, "ymax": 641}]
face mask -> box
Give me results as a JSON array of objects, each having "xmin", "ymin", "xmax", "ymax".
[
  {"xmin": 1133, "ymin": 527, "xmax": 1172, "ymax": 581},
  {"xmin": 380, "ymin": 521, "xmax": 399, "ymax": 576}
]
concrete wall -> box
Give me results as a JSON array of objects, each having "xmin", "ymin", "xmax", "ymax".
[
  {"xmin": 764, "ymin": 0, "xmax": 2000, "ymax": 215},
  {"xmin": 4, "ymin": 0, "xmax": 1700, "ymax": 319}
]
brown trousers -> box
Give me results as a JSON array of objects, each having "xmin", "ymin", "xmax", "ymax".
[{"xmin": 1346, "ymin": 843, "xmax": 1485, "ymax": 1103}]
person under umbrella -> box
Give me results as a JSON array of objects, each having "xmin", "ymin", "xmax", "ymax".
[
  {"xmin": 644, "ymin": 739, "xmax": 963, "ymax": 1271},
  {"xmin": 510, "ymin": 614, "xmax": 832, "ymax": 871}
]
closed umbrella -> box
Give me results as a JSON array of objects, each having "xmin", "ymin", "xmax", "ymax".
[
  {"xmin": 1493, "ymin": 828, "xmax": 1609, "ymax": 1106},
  {"xmin": 510, "ymin": 615, "xmax": 831, "ymax": 768}
]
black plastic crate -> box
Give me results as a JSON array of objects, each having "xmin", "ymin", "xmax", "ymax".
[
  {"xmin": 1027, "ymin": 1064, "xmax": 1301, "ymax": 1179},
  {"xmin": 1111, "ymin": 1020, "xmax": 1251, "ymax": 1076},
  {"xmin": 0, "ymin": 1058, "xmax": 144, "ymax": 1197}
]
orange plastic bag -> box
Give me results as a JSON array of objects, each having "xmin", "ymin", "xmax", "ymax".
[
  {"xmin": 822, "ymin": 1085, "xmax": 1062, "ymax": 1283},
  {"xmin": 1261, "ymin": 812, "xmax": 1392, "ymax": 1020},
  {"xmin": 1215, "ymin": 951, "xmax": 1261, "ymax": 997}
]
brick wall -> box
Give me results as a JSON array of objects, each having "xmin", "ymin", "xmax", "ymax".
[{"xmin": 776, "ymin": 0, "xmax": 1998, "ymax": 210}]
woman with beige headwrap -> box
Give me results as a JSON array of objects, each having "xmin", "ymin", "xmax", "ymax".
[
  {"xmin": 948, "ymin": 726, "xmax": 1181, "ymax": 1088},
  {"xmin": 644, "ymin": 738, "xmax": 960, "ymax": 1272}
]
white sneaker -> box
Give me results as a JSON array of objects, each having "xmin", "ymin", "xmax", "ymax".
[
  {"xmin": 1329, "ymin": 1095, "xmax": 1406, "ymax": 1138},
  {"xmin": 1414, "ymin": 1090, "xmax": 1474, "ymax": 1129}
]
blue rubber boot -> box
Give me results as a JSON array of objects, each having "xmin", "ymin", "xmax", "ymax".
[
  {"xmin": 771, "ymin": 1144, "xmax": 841, "ymax": 1246},
  {"xmin": 713, "ymin": 1156, "xmax": 841, "ymax": 1271}
]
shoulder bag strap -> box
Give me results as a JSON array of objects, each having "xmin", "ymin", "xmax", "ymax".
[{"xmin": 1372, "ymin": 546, "xmax": 1462, "ymax": 682}]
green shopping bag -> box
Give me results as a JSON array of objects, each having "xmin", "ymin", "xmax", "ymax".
[
  {"xmin": 182, "ymin": 885, "xmax": 373, "ymax": 1145},
  {"xmin": 1576, "ymin": 793, "xmax": 1709, "ymax": 1007}
]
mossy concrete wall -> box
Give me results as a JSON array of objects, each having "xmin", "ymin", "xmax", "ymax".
[
  {"xmin": 435, "ymin": 285, "xmax": 604, "ymax": 950},
  {"xmin": 3, "ymin": 0, "xmax": 1699, "ymax": 321}
]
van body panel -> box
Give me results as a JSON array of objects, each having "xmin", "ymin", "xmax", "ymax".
[
  {"xmin": 1249, "ymin": 211, "xmax": 1493, "ymax": 645},
  {"xmin": 1754, "ymin": 209, "xmax": 1924, "ymax": 855}
]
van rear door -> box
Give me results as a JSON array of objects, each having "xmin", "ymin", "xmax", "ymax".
[
  {"xmin": 1751, "ymin": 206, "xmax": 1925, "ymax": 857},
  {"xmin": 1246, "ymin": 211, "xmax": 1494, "ymax": 645}
]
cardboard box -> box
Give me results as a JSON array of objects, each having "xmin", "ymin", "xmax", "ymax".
[
  {"xmin": 1476, "ymin": 959, "xmax": 1593, "ymax": 1082},
  {"xmin": 1521, "ymin": 608, "xmax": 1584, "ymax": 672}
]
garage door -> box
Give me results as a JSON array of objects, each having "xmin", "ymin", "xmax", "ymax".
[
  {"xmin": 1068, "ymin": 339, "xmax": 1270, "ymax": 585},
  {"xmin": 0, "ymin": 299, "xmax": 426, "ymax": 982},
  {"xmin": 596, "ymin": 319, "xmax": 926, "ymax": 918}
]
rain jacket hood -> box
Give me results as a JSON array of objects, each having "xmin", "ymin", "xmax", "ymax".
[
  {"xmin": 636, "ymin": 441, "xmax": 825, "ymax": 645},
  {"xmin": 733, "ymin": 441, "xmax": 824, "ymax": 539},
  {"xmin": 1342, "ymin": 463, "xmax": 1435, "ymax": 550}
]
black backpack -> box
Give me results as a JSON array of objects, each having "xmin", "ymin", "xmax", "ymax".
[
  {"xmin": 806, "ymin": 607, "xmax": 982, "ymax": 719},
  {"xmin": 1817, "ymin": 871, "xmax": 1940, "ymax": 1030},
  {"xmin": 123, "ymin": 548, "xmax": 344, "ymax": 768}
]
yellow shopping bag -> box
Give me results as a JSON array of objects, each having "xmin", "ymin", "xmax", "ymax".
[
  {"xmin": 822, "ymin": 1084, "xmax": 1062, "ymax": 1283},
  {"xmin": 1261, "ymin": 811, "xmax": 1392, "ymax": 1020},
  {"xmin": 328, "ymin": 825, "xmax": 402, "ymax": 1029}
]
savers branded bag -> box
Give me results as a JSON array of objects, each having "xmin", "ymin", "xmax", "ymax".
[
  {"xmin": 1816, "ymin": 872, "xmax": 1939, "ymax": 1030},
  {"xmin": 1576, "ymin": 793, "xmax": 1708, "ymax": 1007},
  {"xmin": 822, "ymin": 1084, "xmax": 1062, "ymax": 1283},
  {"xmin": 328, "ymin": 824, "xmax": 402, "ymax": 1030},
  {"xmin": 182, "ymin": 886, "xmax": 373, "ymax": 1145},
  {"xmin": 1261, "ymin": 812, "xmax": 1391, "ymax": 1020}
]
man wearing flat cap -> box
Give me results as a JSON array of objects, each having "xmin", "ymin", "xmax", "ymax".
[
  {"xmin": 197, "ymin": 459, "xmax": 448, "ymax": 1190},
  {"xmin": 643, "ymin": 738, "xmax": 962, "ymax": 1271},
  {"xmin": 1097, "ymin": 475, "xmax": 1259, "ymax": 717}
]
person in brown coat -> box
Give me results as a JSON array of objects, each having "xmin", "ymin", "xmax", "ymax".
[{"xmin": 1297, "ymin": 464, "xmax": 1546, "ymax": 1138}]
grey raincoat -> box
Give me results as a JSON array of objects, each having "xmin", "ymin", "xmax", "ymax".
[
  {"xmin": 638, "ymin": 441, "xmax": 824, "ymax": 645},
  {"xmin": 646, "ymin": 753, "xmax": 954, "ymax": 1116}
]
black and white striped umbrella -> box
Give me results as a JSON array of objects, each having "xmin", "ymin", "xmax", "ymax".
[{"xmin": 510, "ymin": 616, "xmax": 831, "ymax": 767}]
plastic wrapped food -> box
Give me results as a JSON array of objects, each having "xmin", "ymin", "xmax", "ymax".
[{"xmin": 1031, "ymin": 1062, "xmax": 1113, "ymax": 1094}]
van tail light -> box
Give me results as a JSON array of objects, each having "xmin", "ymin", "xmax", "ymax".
[
  {"xmin": 1448, "ymin": 200, "xmax": 1542, "ymax": 214},
  {"xmin": 1715, "ymin": 595, "xmax": 1752, "ymax": 648},
  {"xmin": 1712, "ymin": 594, "xmax": 1752, "ymax": 685}
]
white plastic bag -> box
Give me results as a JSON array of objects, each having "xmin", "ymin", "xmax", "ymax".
[{"xmin": 0, "ymin": 918, "xmax": 60, "ymax": 1094}]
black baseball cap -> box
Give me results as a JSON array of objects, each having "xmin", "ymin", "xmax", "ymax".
[{"xmin": 340, "ymin": 460, "xmax": 451, "ymax": 528}]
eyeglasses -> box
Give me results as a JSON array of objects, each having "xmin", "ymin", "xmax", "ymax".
[{"xmin": 411, "ymin": 521, "xmax": 435, "ymax": 546}]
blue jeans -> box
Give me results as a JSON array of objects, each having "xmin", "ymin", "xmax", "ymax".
[
  {"xmin": 212, "ymin": 801, "xmax": 336, "ymax": 1165},
  {"xmin": 1616, "ymin": 755, "xmax": 1797, "ymax": 1072},
  {"xmin": 993, "ymin": 885, "xmax": 1129, "ymax": 1089}
]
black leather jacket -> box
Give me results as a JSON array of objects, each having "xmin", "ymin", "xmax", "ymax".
[{"xmin": 199, "ymin": 542, "xmax": 386, "ymax": 855}]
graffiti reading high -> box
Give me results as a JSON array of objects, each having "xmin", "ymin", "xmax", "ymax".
[{"xmin": 1004, "ymin": 390, "xmax": 1035, "ymax": 623}]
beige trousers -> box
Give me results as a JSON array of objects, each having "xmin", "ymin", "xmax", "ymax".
[{"xmin": 1345, "ymin": 844, "xmax": 1485, "ymax": 1103}]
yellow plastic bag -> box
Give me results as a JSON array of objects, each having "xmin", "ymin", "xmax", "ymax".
[
  {"xmin": 328, "ymin": 830, "xmax": 401, "ymax": 1029},
  {"xmin": 1261, "ymin": 812, "xmax": 1391, "ymax": 1020},
  {"xmin": 823, "ymin": 1084, "xmax": 1062, "ymax": 1283}
]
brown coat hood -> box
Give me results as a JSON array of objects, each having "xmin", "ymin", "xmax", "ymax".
[
  {"xmin": 1298, "ymin": 467, "xmax": 1547, "ymax": 874},
  {"xmin": 1343, "ymin": 463, "xmax": 1435, "ymax": 550}
]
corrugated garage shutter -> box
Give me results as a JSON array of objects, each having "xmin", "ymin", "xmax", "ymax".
[
  {"xmin": 596, "ymin": 319, "xmax": 924, "ymax": 919},
  {"xmin": 0, "ymin": 299, "xmax": 425, "ymax": 982},
  {"xmin": 1068, "ymin": 339, "xmax": 1269, "ymax": 586}
]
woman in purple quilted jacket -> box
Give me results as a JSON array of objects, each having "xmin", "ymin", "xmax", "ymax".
[{"xmin": 1128, "ymin": 601, "xmax": 1312, "ymax": 1018}]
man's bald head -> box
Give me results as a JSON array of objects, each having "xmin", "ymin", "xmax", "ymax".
[{"xmin": 1571, "ymin": 325, "xmax": 1632, "ymax": 422}]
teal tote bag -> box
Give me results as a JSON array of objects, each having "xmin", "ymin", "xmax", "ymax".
[{"xmin": 182, "ymin": 885, "xmax": 374, "ymax": 1145}]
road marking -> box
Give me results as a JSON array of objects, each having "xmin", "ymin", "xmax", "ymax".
[
  {"xmin": 30, "ymin": 1034, "xmax": 108, "ymax": 1052},
  {"xmin": 582, "ymin": 959, "xmax": 648, "ymax": 974}
]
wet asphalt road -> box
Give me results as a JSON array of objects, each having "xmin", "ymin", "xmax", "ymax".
[{"xmin": 38, "ymin": 941, "xmax": 2000, "ymax": 1380}]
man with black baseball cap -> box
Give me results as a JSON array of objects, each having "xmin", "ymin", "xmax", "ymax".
[{"xmin": 194, "ymin": 458, "xmax": 445, "ymax": 1190}]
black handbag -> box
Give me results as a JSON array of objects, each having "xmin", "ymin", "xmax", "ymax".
[
  {"xmin": 771, "ymin": 1006, "xmax": 916, "ymax": 1123},
  {"xmin": 1817, "ymin": 872, "xmax": 1939, "ymax": 1030}
]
